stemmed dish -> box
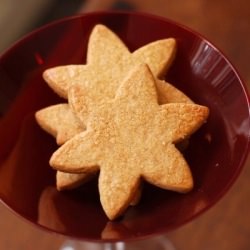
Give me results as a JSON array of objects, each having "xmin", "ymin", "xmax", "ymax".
[{"xmin": 0, "ymin": 11, "xmax": 249, "ymax": 249}]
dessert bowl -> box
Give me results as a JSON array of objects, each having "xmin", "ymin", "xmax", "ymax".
[{"xmin": 0, "ymin": 11, "xmax": 249, "ymax": 242}]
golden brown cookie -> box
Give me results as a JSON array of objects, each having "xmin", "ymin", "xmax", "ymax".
[
  {"xmin": 42, "ymin": 24, "xmax": 190, "ymax": 125},
  {"xmin": 35, "ymin": 103, "xmax": 84, "ymax": 145},
  {"xmin": 50, "ymin": 64, "xmax": 209, "ymax": 220},
  {"xmin": 56, "ymin": 171, "xmax": 95, "ymax": 191},
  {"xmin": 43, "ymin": 24, "xmax": 177, "ymax": 99}
]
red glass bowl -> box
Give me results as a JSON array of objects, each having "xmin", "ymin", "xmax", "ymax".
[{"xmin": 0, "ymin": 11, "xmax": 249, "ymax": 242}]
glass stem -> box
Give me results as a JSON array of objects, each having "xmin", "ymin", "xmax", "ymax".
[{"xmin": 103, "ymin": 242, "xmax": 125, "ymax": 250}]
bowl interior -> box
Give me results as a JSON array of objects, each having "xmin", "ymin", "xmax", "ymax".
[{"xmin": 0, "ymin": 11, "xmax": 249, "ymax": 242}]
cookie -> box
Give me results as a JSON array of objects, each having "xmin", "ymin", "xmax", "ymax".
[
  {"xmin": 56, "ymin": 171, "xmax": 95, "ymax": 191},
  {"xmin": 43, "ymin": 24, "xmax": 177, "ymax": 99},
  {"xmin": 35, "ymin": 104, "xmax": 84, "ymax": 145},
  {"xmin": 50, "ymin": 64, "xmax": 209, "ymax": 220},
  {"xmin": 43, "ymin": 25, "xmax": 191, "ymax": 125}
]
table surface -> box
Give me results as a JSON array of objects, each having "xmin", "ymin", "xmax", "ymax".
[{"xmin": 0, "ymin": 1, "xmax": 250, "ymax": 249}]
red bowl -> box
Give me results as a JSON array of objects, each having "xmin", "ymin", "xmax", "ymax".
[{"xmin": 0, "ymin": 11, "xmax": 249, "ymax": 242}]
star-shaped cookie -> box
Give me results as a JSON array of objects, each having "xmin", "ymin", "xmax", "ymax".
[
  {"xmin": 43, "ymin": 24, "xmax": 192, "ymax": 126},
  {"xmin": 50, "ymin": 64, "xmax": 209, "ymax": 220},
  {"xmin": 43, "ymin": 24, "xmax": 177, "ymax": 99}
]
